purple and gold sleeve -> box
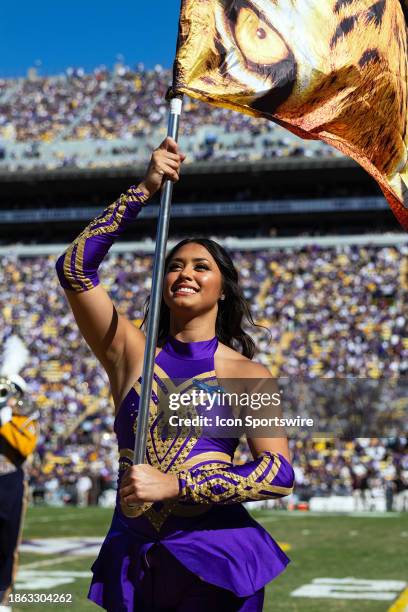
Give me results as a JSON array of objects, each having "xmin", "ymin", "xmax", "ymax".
[
  {"xmin": 55, "ymin": 185, "xmax": 149, "ymax": 292},
  {"xmin": 176, "ymin": 451, "xmax": 295, "ymax": 505}
]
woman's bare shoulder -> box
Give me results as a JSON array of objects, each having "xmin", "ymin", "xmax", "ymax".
[
  {"xmin": 216, "ymin": 341, "xmax": 271, "ymax": 378},
  {"xmin": 216, "ymin": 340, "xmax": 248, "ymax": 362}
]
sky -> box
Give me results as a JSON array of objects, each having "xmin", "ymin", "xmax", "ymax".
[{"xmin": 0, "ymin": 0, "xmax": 182, "ymax": 78}]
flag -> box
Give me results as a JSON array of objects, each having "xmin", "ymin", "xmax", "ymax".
[{"xmin": 174, "ymin": 0, "xmax": 408, "ymax": 230}]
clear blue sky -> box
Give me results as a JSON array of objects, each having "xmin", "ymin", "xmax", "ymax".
[{"xmin": 1, "ymin": 0, "xmax": 182, "ymax": 78}]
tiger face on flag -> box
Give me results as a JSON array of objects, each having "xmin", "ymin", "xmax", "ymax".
[{"xmin": 174, "ymin": 0, "xmax": 408, "ymax": 229}]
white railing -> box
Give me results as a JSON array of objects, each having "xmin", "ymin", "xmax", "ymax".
[{"xmin": 1, "ymin": 233, "xmax": 407, "ymax": 257}]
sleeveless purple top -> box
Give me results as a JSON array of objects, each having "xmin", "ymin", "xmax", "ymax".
[{"xmin": 88, "ymin": 334, "xmax": 290, "ymax": 609}]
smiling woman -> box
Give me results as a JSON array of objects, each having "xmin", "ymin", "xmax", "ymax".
[
  {"xmin": 55, "ymin": 137, "xmax": 295, "ymax": 612},
  {"xmin": 168, "ymin": 252, "xmax": 218, "ymax": 299}
]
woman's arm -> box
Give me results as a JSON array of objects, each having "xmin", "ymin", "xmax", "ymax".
[
  {"xmin": 176, "ymin": 363, "xmax": 294, "ymax": 504},
  {"xmin": 176, "ymin": 449, "xmax": 294, "ymax": 505},
  {"xmin": 119, "ymin": 363, "xmax": 295, "ymax": 506},
  {"xmin": 55, "ymin": 137, "xmax": 185, "ymax": 374},
  {"xmin": 119, "ymin": 448, "xmax": 295, "ymax": 507}
]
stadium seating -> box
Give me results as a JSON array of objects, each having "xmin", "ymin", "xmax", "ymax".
[
  {"xmin": 0, "ymin": 243, "xmax": 406, "ymax": 506},
  {"xmin": 0, "ymin": 66, "xmax": 343, "ymax": 171}
]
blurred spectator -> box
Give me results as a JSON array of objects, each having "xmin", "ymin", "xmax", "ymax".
[{"xmin": 77, "ymin": 473, "xmax": 92, "ymax": 507}]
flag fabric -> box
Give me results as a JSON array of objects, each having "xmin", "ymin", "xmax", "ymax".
[{"xmin": 174, "ymin": 0, "xmax": 408, "ymax": 230}]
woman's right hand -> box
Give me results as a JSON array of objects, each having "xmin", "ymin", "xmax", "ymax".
[{"xmin": 138, "ymin": 137, "xmax": 186, "ymax": 199}]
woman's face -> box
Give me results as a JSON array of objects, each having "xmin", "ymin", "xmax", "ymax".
[{"xmin": 163, "ymin": 243, "xmax": 224, "ymax": 314}]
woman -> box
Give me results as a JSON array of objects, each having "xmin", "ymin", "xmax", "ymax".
[{"xmin": 55, "ymin": 137, "xmax": 295, "ymax": 611}]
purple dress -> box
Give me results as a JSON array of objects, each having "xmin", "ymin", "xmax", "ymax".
[{"xmin": 88, "ymin": 335, "xmax": 290, "ymax": 610}]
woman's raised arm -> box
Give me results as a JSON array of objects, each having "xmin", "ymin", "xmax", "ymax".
[{"xmin": 55, "ymin": 137, "xmax": 185, "ymax": 377}]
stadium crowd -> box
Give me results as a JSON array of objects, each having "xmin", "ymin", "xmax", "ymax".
[
  {"xmin": 0, "ymin": 242, "xmax": 407, "ymax": 509},
  {"xmin": 0, "ymin": 65, "xmax": 341, "ymax": 169}
]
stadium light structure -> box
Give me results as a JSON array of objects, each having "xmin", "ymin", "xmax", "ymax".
[{"xmin": 132, "ymin": 92, "xmax": 183, "ymax": 465}]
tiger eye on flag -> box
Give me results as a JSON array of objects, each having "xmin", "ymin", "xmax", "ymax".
[{"xmin": 174, "ymin": 0, "xmax": 408, "ymax": 230}]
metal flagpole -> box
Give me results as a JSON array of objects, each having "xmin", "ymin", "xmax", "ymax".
[{"xmin": 133, "ymin": 92, "xmax": 184, "ymax": 465}]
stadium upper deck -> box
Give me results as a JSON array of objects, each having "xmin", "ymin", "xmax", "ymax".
[
  {"xmin": 0, "ymin": 65, "xmax": 402, "ymax": 242},
  {"xmin": 0, "ymin": 65, "xmax": 343, "ymax": 171}
]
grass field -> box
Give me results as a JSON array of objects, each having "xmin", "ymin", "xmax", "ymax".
[{"xmin": 9, "ymin": 506, "xmax": 408, "ymax": 611}]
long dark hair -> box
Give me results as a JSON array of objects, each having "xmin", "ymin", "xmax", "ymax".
[{"xmin": 140, "ymin": 238, "xmax": 270, "ymax": 359}]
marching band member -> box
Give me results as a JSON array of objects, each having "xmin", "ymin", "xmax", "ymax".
[
  {"xmin": 56, "ymin": 138, "xmax": 294, "ymax": 611},
  {"xmin": 0, "ymin": 336, "xmax": 38, "ymax": 610}
]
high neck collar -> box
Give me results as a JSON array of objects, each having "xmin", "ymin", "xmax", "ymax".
[{"xmin": 163, "ymin": 334, "xmax": 218, "ymax": 360}]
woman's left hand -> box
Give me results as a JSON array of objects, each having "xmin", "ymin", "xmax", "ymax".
[{"xmin": 119, "ymin": 464, "xmax": 180, "ymax": 505}]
